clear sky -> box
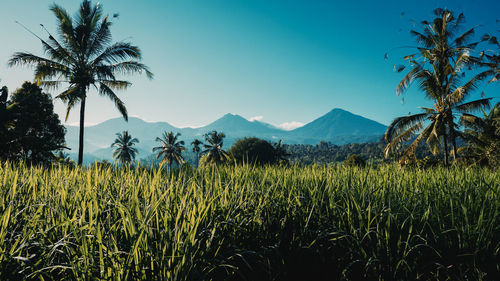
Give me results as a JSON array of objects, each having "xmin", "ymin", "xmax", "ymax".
[{"xmin": 0, "ymin": 0, "xmax": 499, "ymax": 129}]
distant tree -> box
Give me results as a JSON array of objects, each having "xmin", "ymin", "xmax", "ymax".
[
  {"xmin": 284, "ymin": 141, "xmax": 392, "ymax": 165},
  {"xmin": 111, "ymin": 130, "xmax": 139, "ymax": 164},
  {"xmin": 6, "ymin": 82, "xmax": 66, "ymax": 164},
  {"xmin": 55, "ymin": 150, "xmax": 75, "ymax": 168},
  {"xmin": 317, "ymin": 141, "xmax": 330, "ymax": 149},
  {"xmin": 9, "ymin": 0, "xmax": 153, "ymax": 165},
  {"xmin": 229, "ymin": 137, "xmax": 276, "ymax": 165},
  {"xmin": 273, "ymin": 140, "xmax": 290, "ymax": 163},
  {"xmin": 344, "ymin": 154, "xmax": 366, "ymax": 167},
  {"xmin": 201, "ymin": 130, "xmax": 230, "ymax": 165},
  {"xmin": 153, "ymin": 131, "xmax": 185, "ymax": 170},
  {"xmin": 458, "ymin": 102, "xmax": 500, "ymax": 167},
  {"xmin": 94, "ymin": 159, "xmax": 112, "ymax": 169},
  {"xmin": 385, "ymin": 9, "xmax": 491, "ymax": 165},
  {"xmin": 191, "ymin": 139, "xmax": 203, "ymax": 167}
]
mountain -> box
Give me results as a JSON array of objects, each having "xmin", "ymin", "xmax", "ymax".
[
  {"xmin": 64, "ymin": 108, "xmax": 387, "ymax": 162},
  {"xmin": 195, "ymin": 113, "xmax": 285, "ymax": 138},
  {"xmin": 290, "ymin": 108, "xmax": 387, "ymax": 139}
]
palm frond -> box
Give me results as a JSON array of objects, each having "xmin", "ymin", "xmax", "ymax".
[
  {"xmin": 50, "ymin": 3, "xmax": 78, "ymax": 52},
  {"xmin": 455, "ymin": 98, "xmax": 492, "ymax": 113},
  {"xmin": 384, "ymin": 122, "xmax": 423, "ymax": 158},
  {"xmin": 86, "ymin": 16, "xmax": 112, "ymax": 58},
  {"xmin": 98, "ymin": 82, "xmax": 128, "ymax": 121},
  {"xmin": 93, "ymin": 42, "xmax": 142, "ymax": 65},
  {"xmin": 385, "ymin": 113, "xmax": 429, "ymax": 142},
  {"xmin": 106, "ymin": 61, "xmax": 154, "ymax": 79},
  {"xmin": 100, "ymin": 80, "xmax": 131, "ymax": 90},
  {"xmin": 399, "ymin": 123, "xmax": 434, "ymax": 163},
  {"xmin": 8, "ymin": 52, "xmax": 67, "ymax": 69},
  {"xmin": 454, "ymin": 27, "xmax": 475, "ymax": 46},
  {"xmin": 397, "ymin": 64, "xmax": 422, "ymax": 96}
]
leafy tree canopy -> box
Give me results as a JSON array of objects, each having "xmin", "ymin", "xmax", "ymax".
[
  {"xmin": 4, "ymin": 82, "xmax": 66, "ymax": 164},
  {"xmin": 229, "ymin": 137, "xmax": 276, "ymax": 165}
]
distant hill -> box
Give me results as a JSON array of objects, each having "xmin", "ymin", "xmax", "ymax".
[
  {"xmin": 64, "ymin": 108, "xmax": 387, "ymax": 162},
  {"xmin": 289, "ymin": 108, "xmax": 387, "ymax": 140},
  {"xmin": 194, "ymin": 113, "xmax": 284, "ymax": 138}
]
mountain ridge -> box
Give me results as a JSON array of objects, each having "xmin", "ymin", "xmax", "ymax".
[{"xmin": 64, "ymin": 108, "xmax": 387, "ymax": 162}]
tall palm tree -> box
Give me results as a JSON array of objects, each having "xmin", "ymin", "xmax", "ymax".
[
  {"xmin": 385, "ymin": 9, "xmax": 491, "ymax": 165},
  {"xmin": 201, "ymin": 130, "xmax": 230, "ymax": 165},
  {"xmin": 111, "ymin": 130, "xmax": 139, "ymax": 164},
  {"xmin": 458, "ymin": 102, "xmax": 500, "ymax": 167},
  {"xmin": 191, "ymin": 139, "xmax": 203, "ymax": 167},
  {"xmin": 9, "ymin": 0, "xmax": 153, "ymax": 165},
  {"xmin": 153, "ymin": 131, "xmax": 185, "ymax": 170}
]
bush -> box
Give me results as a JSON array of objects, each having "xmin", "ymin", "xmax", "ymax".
[
  {"xmin": 229, "ymin": 137, "xmax": 276, "ymax": 165},
  {"xmin": 344, "ymin": 154, "xmax": 366, "ymax": 167}
]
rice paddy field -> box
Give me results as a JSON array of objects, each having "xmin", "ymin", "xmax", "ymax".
[{"xmin": 0, "ymin": 162, "xmax": 498, "ymax": 280}]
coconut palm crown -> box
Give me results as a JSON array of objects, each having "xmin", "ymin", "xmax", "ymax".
[
  {"xmin": 153, "ymin": 131, "xmax": 186, "ymax": 170},
  {"xmin": 8, "ymin": 0, "xmax": 153, "ymax": 165},
  {"xmin": 111, "ymin": 130, "xmax": 139, "ymax": 164},
  {"xmin": 201, "ymin": 130, "xmax": 230, "ymax": 165},
  {"xmin": 191, "ymin": 138, "xmax": 203, "ymax": 167}
]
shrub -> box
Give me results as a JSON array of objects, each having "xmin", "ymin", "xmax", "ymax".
[{"xmin": 344, "ymin": 154, "xmax": 366, "ymax": 167}]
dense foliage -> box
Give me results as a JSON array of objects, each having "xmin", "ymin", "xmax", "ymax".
[
  {"xmin": 285, "ymin": 141, "xmax": 385, "ymax": 165},
  {"xmin": 0, "ymin": 82, "xmax": 66, "ymax": 164},
  {"xmin": 0, "ymin": 163, "xmax": 498, "ymax": 280},
  {"xmin": 229, "ymin": 137, "xmax": 278, "ymax": 165},
  {"xmin": 459, "ymin": 102, "xmax": 500, "ymax": 167},
  {"xmin": 343, "ymin": 154, "xmax": 366, "ymax": 167}
]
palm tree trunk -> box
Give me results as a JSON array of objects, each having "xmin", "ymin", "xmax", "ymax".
[
  {"xmin": 448, "ymin": 115, "xmax": 457, "ymax": 163},
  {"xmin": 452, "ymin": 138, "xmax": 457, "ymax": 162},
  {"xmin": 78, "ymin": 97, "xmax": 86, "ymax": 166},
  {"xmin": 443, "ymin": 135, "xmax": 449, "ymax": 166}
]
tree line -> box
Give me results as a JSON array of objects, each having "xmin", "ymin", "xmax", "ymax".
[{"xmin": 110, "ymin": 131, "xmax": 290, "ymax": 168}]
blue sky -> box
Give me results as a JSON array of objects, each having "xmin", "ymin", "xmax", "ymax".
[{"xmin": 0, "ymin": 0, "xmax": 499, "ymax": 129}]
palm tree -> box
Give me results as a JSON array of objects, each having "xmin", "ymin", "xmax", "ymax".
[
  {"xmin": 201, "ymin": 130, "xmax": 230, "ymax": 165},
  {"xmin": 56, "ymin": 150, "xmax": 75, "ymax": 167},
  {"xmin": 111, "ymin": 131, "xmax": 139, "ymax": 164},
  {"xmin": 9, "ymin": 0, "xmax": 153, "ymax": 165},
  {"xmin": 458, "ymin": 102, "xmax": 500, "ymax": 167},
  {"xmin": 191, "ymin": 139, "xmax": 203, "ymax": 167},
  {"xmin": 153, "ymin": 131, "xmax": 185, "ymax": 170},
  {"xmin": 385, "ymin": 9, "xmax": 491, "ymax": 165},
  {"xmin": 273, "ymin": 140, "xmax": 290, "ymax": 163}
]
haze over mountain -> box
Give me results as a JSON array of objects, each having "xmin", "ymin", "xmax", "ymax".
[{"xmin": 65, "ymin": 108, "xmax": 387, "ymax": 162}]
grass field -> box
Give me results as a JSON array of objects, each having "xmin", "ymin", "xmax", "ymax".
[{"xmin": 0, "ymin": 162, "xmax": 498, "ymax": 280}]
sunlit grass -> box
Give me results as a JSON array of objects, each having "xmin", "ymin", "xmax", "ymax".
[{"xmin": 0, "ymin": 162, "xmax": 498, "ymax": 280}]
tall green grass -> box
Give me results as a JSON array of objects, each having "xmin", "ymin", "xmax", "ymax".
[{"xmin": 0, "ymin": 162, "xmax": 498, "ymax": 280}]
